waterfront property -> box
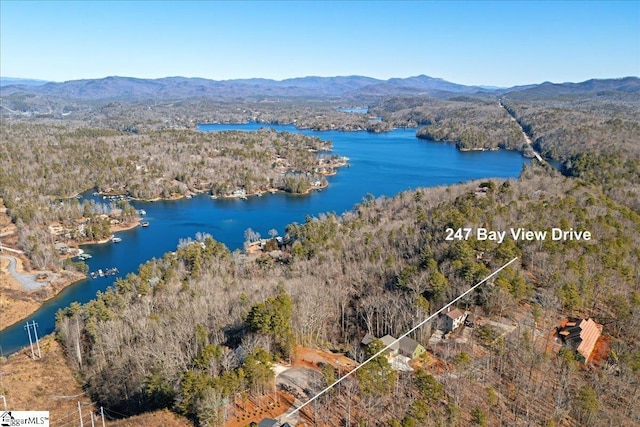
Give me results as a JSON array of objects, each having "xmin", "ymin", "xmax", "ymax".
[{"xmin": 1, "ymin": 124, "xmax": 528, "ymax": 355}]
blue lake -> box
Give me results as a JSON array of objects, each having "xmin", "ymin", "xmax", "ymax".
[{"xmin": 0, "ymin": 124, "xmax": 529, "ymax": 355}]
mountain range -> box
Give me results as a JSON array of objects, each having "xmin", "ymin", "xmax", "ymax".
[
  {"xmin": 0, "ymin": 77, "xmax": 51, "ymax": 87},
  {"xmin": 1, "ymin": 74, "xmax": 638, "ymax": 102}
]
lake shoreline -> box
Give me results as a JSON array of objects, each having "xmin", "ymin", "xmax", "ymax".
[
  {"xmin": 0, "ymin": 175, "xmax": 336, "ymax": 334},
  {"xmin": 0, "ymin": 219, "xmax": 140, "ymax": 329},
  {"xmin": 1, "ymin": 124, "xmax": 529, "ymax": 355},
  {"xmin": 0, "ymin": 256, "xmax": 86, "ymax": 329}
]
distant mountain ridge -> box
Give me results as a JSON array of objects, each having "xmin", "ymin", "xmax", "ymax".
[
  {"xmin": 502, "ymin": 77, "xmax": 640, "ymax": 99},
  {"xmin": 0, "ymin": 77, "xmax": 50, "ymax": 87},
  {"xmin": 0, "ymin": 74, "xmax": 491, "ymax": 101},
  {"xmin": 1, "ymin": 74, "xmax": 637, "ymax": 101}
]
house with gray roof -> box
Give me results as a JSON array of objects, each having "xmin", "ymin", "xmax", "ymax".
[
  {"xmin": 441, "ymin": 307, "xmax": 467, "ymax": 333},
  {"xmin": 398, "ymin": 336, "xmax": 426, "ymax": 359},
  {"xmin": 361, "ymin": 333, "xmax": 425, "ymax": 360}
]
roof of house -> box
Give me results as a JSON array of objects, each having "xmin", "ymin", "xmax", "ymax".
[
  {"xmin": 258, "ymin": 419, "xmax": 279, "ymax": 427},
  {"xmin": 445, "ymin": 308, "xmax": 465, "ymax": 320},
  {"xmin": 399, "ymin": 336, "xmax": 423, "ymax": 355},
  {"xmin": 380, "ymin": 334, "xmax": 400, "ymax": 351},
  {"xmin": 361, "ymin": 333, "xmax": 376, "ymax": 346},
  {"xmin": 560, "ymin": 318, "xmax": 602, "ymax": 361}
]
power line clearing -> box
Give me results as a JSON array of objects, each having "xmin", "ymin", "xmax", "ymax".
[{"xmin": 283, "ymin": 256, "xmax": 519, "ymax": 421}]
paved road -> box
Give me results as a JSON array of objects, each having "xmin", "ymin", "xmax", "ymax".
[
  {"xmin": 1, "ymin": 255, "xmax": 53, "ymax": 291},
  {"xmin": 499, "ymin": 100, "xmax": 545, "ymax": 164}
]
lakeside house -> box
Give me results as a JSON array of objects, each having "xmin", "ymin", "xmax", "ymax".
[
  {"xmin": 231, "ymin": 188, "xmax": 247, "ymax": 198},
  {"xmin": 558, "ymin": 318, "xmax": 603, "ymax": 362}
]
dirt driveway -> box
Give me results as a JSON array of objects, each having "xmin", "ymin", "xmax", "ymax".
[{"xmin": 1, "ymin": 255, "xmax": 55, "ymax": 291}]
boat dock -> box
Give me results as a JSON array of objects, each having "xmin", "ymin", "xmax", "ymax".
[{"xmin": 89, "ymin": 267, "xmax": 119, "ymax": 279}]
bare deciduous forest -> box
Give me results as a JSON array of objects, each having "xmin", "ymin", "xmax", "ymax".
[
  {"xmin": 0, "ymin": 123, "xmax": 336, "ymax": 269},
  {"xmin": 54, "ymin": 167, "xmax": 640, "ymax": 426},
  {"xmin": 1, "ymin": 77, "xmax": 639, "ymax": 426}
]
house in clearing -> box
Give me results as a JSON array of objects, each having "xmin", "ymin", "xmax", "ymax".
[
  {"xmin": 441, "ymin": 307, "xmax": 467, "ymax": 333},
  {"xmin": 379, "ymin": 334, "xmax": 400, "ymax": 356},
  {"xmin": 399, "ymin": 336, "xmax": 426, "ymax": 359},
  {"xmin": 558, "ymin": 318, "xmax": 603, "ymax": 362},
  {"xmin": 362, "ymin": 333, "xmax": 395, "ymax": 355},
  {"xmin": 361, "ymin": 333, "xmax": 425, "ymax": 360}
]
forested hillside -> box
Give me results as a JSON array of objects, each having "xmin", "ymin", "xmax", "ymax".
[
  {"xmin": 370, "ymin": 97, "xmax": 529, "ymax": 153},
  {"xmin": 2, "ymin": 75, "xmax": 639, "ymax": 425},
  {"xmin": 56, "ymin": 165, "xmax": 640, "ymax": 426},
  {"xmin": 371, "ymin": 86, "xmax": 640, "ymax": 213},
  {"xmin": 500, "ymin": 95, "xmax": 640, "ymax": 211}
]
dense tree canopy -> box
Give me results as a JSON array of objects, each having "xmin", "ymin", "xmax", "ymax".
[{"xmin": 56, "ymin": 166, "xmax": 640, "ymax": 425}]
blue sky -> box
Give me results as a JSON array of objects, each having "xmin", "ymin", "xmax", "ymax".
[{"xmin": 1, "ymin": 1, "xmax": 638, "ymax": 86}]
